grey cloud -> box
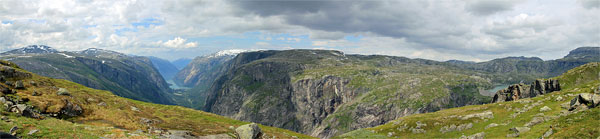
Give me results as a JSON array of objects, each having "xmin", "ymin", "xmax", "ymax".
[
  {"xmin": 578, "ymin": 0, "xmax": 600, "ymax": 9},
  {"xmin": 465, "ymin": 0, "xmax": 521, "ymax": 16}
]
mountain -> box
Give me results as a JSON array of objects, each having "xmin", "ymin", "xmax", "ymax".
[
  {"xmin": 447, "ymin": 47, "xmax": 600, "ymax": 84},
  {"xmin": 148, "ymin": 56, "xmax": 179, "ymax": 80},
  {"xmin": 171, "ymin": 49, "xmax": 250, "ymax": 109},
  {"xmin": 0, "ymin": 60, "xmax": 312, "ymax": 138},
  {"xmin": 172, "ymin": 58, "xmax": 192, "ymax": 70},
  {"xmin": 564, "ymin": 47, "xmax": 600, "ymax": 59},
  {"xmin": 172, "ymin": 47, "xmax": 598, "ymax": 138},
  {"xmin": 0, "ymin": 46, "xmax": 174, "ymax": 105},
  {"xmin": 199, "ymin": 49, "xmax": 493, "ymax": 138},
  {"xmin": 335, "ymin": 62, "xmax": 600, "ymax": 138},
  {"xmin": 1, "ymin": 45, "xmax": 58, "ymax": 55}
]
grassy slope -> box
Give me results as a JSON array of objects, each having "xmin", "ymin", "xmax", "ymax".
[
  {"xmin": 335, "ymin": 62, "xmax": 600, "ymax": 138},
  {"xmin": 0, "ymin": 61, "xmax": 313, "ymax": 138}
]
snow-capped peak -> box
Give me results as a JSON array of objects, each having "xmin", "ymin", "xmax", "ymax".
[
  {"xmin": 207, "ymin": 49, "xmax": 252, "ymax": 58},
  {"xmin": 1, "ymin": 45, "xmax": 59, "ymax": 55}
]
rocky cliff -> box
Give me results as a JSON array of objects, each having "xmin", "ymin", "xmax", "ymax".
[
  {"xmin": 492, "ymin": 79, "xmax": 560, "ymax": 103},
  {"xmin": 202, "ymin": 50, "xmax": 493, "ymax": 138}
]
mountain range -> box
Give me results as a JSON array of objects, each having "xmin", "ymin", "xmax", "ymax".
[
  {"xmin": 0, "ymin": 45, "xmax": 598, "ymax": 138},
  {"xmin": 0, "ymin": 45, "xmax": 173, "ymax": 104}
]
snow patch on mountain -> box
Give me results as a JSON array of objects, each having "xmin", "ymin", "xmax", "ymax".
[{"xmin": 206, "ymin": 49, "xmax": 257, "ymax": 58}]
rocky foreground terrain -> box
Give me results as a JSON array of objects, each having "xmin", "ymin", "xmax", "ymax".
[{"xmin": 0, "ymin": 60, "xmax": 311, "ymax": 138}]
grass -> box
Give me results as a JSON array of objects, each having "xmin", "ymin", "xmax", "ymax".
[
  {"xmin": 0, "ymin": 60, "xmax": 314, "ymax": 138},
  {"xmin": 334, "ymin": 62, "xmax": 600, "ymax": 138}
]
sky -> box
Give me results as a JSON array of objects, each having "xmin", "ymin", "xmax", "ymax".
[{"xmin": 0, "ymin": 0, "xmax": 598, "ymax": 62}]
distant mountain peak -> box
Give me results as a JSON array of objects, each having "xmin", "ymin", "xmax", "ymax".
[
  {"xmin": 206, "ymin": 49, "xmax": 253, "ymax": 58},
  {"xmin": 494, "ymin": 56, "xmax": 543, "ymax": 61},
  {"xmin": 564, "ymin": 46, "xmax": 600, "ymax": 59},
  {"xmin": 79, "ymin": 48, "xmax": 127, "ymax": 58},
  {"xmin": 2, "ymin": 45, "xmax": 59, "ymax": 55}
]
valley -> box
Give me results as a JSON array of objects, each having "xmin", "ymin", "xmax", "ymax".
[{"xmin": 0, "ymin": 45, "xmax": 598, "ymax": 138}]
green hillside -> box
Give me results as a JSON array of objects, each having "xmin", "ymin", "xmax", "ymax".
[
  {"xmin": 0, "ymin": 60, "xmax": 312, "ymax": 138},
  {"xmin": 336, "ymin": 62, "xmax": 600, "ymax": 138}
]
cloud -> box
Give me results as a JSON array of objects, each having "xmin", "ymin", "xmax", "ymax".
[
  {"xmin": 160, "ymin": 37, "xmax": 198, "ymax": 48},
  {"xmin": 578, "ymin": 0, "xmax": 600, "ymax": 9},
  {"xmin": 465, "ymin": 0, "xmax": 522, "ymax": 15},
  {"xmin": 0, "ymin": 0, "xmax": 597, "ymax": 61}
]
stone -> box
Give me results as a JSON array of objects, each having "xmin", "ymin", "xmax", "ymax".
[
  {"xmin": 31, "ymin": 91, "xmax": 40, "ymax": 96},
  {"xmin": 543, "ymin": 128, "xmax": 553, "ymax": 138},
  {"xmin": 460, "ymin": 132, "xmax": 485, "ymax": 139},
  {"xmin": 410, "ymin": 128, "xmax": 426, "ymax": 134},
  {"xmin": 97, "ymin": 102, "xmax": 107, "ymax": 107},
  {"xmin": 29, "ymin": 81, "xmax": 36, "ymax": 86},
  {"xmin": 14, "ymin": 80, "xmax": 24, "ymax": 89},
  {"xmin": 59, "ymin": 100, "xmax": 83, "ymax": 118},
  {"xmin": 4, "ymin": 81, "xmax": 13, "ymax": 87},
  {"xmin": 9, "ymin": 126, "xmax": 18, "ymax": 136},
  {"xmin": 198, "ymin": 134, "xmax": 235, "ymax": 139},
  {"xmin": 461, "ymin": 111, "xmax": 493, "ymax": 120},
  {"xmin": 510, "ymin": 127, "xmax": 530, "ymax": 135},
  {"xmin": 570, "ymin": 93, "xmax": 600, "ymax": 111},
  {"xmin": 57, "ymin": 88, "xmax": 70, "ymax": 96},
  {"xmin": 130, "ymin": 106, "xmax": 140, "ymax": 112},
  {"xmin": 485, "ymin": 123, "xmax": 499, "ymax": 129},
  {"xmin": 525, "ymin": 117, "xmax": 545, "ymax": 127},
  {"xmin": 163, "ymin": 130, "xmax": 196, "ymax": 139},
  {"xmin": 235, "ymin": 123, "xmax": 262, "ymax": 139},
  {"xmin": 27, "ymin": 129, "xmax": 38, "ymax": 135},
  {"xmin": 456, "ymin": 123, "xmax": 473, "ymax": 131},
  {"xmin": 556, "ymin": 96, "xmax": 564, "ymax": 101},
  {"xmin": 387, "ymin": 132, "xmax": 394, "ymax": 137},
  {"xmin": 540, "ymin": 106, "xmax": 552, "ymax": 112}
]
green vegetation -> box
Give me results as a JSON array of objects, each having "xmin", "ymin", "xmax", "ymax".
[
  {"xmin": 0, "ymin": 61, "xmax": 314, "ymax": 138},
  {"xmin": 335, "ymin": 62, "xmax": 600, "ymax": 138}
]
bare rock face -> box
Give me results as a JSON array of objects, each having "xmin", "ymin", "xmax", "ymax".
[
  {"xmin": 492, "ymin": 79, "xmax": 560, "ymax": 103},
  {"xmin": 492, "ymin": 84, "xmax": 530, "ymax": 103}
]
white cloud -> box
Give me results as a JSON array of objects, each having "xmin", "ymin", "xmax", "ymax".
[{"xmin": 160, "ymin": 37, "xmax": 198, "ymax": 48}]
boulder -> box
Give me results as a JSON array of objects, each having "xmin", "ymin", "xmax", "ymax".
[
  {"xmin": 29, "ymin": 81, "xmax": 36, "ymax": 86},
  {"xmin": 524, "ymin": 117, "xmax": 544, "ymax": 127},
  {"xmin": 235, "ymin": 123, "xmax": 263, "ymax": 139},
  {"xmin": 507, "ymin": 127, "xmax": 530, "ymax": 137},
  {"xmin": 59, "ymin": 100, "xmax": 83, "ymax": 118},
  {"xmin": 32, "ymin": 91, "xmax": 41, "ymax": 96},
  {"xmin": 485, "ymin": 123, "xmax": 499, "ymax": 129},
  {"xmin": 540, "ymin": 106, "xmax": 552, "ymax": 112},
  {"xmin": 569, "ymin": 93, "xmax": 600, "ymax": 111},
  {"xmin": 460, "ymin": 132, "xmax": 485, "ymax": 139},
  {"xmin": 57, "ymin": 88, "xmax": 70, "ymax": 96},
  {"xmin": 14, "ymin": 80, "xmax": 24, "ymax": 89}
]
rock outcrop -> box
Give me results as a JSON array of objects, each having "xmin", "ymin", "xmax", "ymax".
[
  {"xmin": 492, "ymin": 79, "xmax": 560, "ymax": 103},
  {"xmin": 235, "ymin": 123, "xmax": 263, "ymax": 139},
  {"xmin": 569, "ymin": 93, "xmax": 600, "ymax": 111}
]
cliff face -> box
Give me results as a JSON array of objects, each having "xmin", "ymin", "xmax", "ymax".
[
  {"xmin": 148, "ymin": 56, "xmax": 179, "ymax": 81},
  {"xmin": 202, "ymin": 50, "xmax": 492, "ymax": 138},
  {"xmin": 492, "ymin": 79, "xmax": 560, "ymax": 103}
]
